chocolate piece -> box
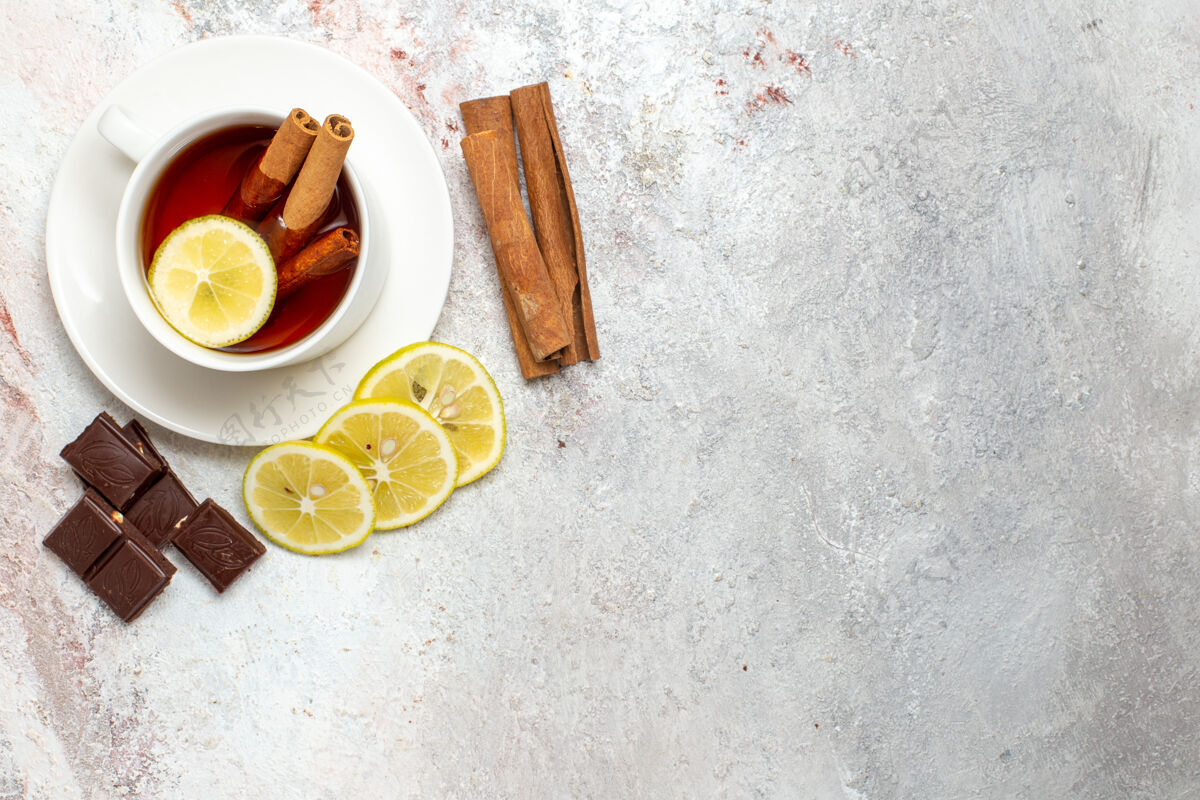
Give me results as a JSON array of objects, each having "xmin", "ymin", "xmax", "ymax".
[
  {"xmin": 125, "ymin": 470, "xmax": 198, "ymax": 549},
  {"xmin": 44, "ymin": 489, "xmax": 176, "ymax": 621},
  {"xmin": 119, "ymin": 418, "xmax": 196, "ymax": 547},
  {"xmin": 43, "ymin": 489, "xmax": 124, "ymax": 577},
  {"xmin": 117, "ymin": 512, "xmax": 178, "ymax": 581},
  {"xmin": 172, "ymin": 500, "xmax": 266, "ymax": 592},
  {"xmin": 86, "ymin": 537, "xmax": 172, "ymax": 622},
  {"xmin": 122, "ymin": 420, "xmax": 168, "ymax": 472},
  {"xmin": 61, "ymin": 413, "xmax": 161, "ymax": 510}
]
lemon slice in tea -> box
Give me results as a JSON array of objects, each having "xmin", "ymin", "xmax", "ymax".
[
  {"xmin": 354, "ymin": 342, "xmax": 505, "ymax": 486},
  {"xmin": 242, "ymin": 441, "xmax": 375, "ymax": 555},
  {"xmin": 314, "ymin": 399, "xmax": 458, "ymax": 529},
  {"xmin": 148, "ymin": 214, "xmax": 276, "ymax": 348}
]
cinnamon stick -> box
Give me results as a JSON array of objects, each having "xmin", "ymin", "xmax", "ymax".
[
  {"xmin": 223, "ymin": 108, "xmax": 319, "ymax": 223},
  {"xmin": 276, "ymin": 227, "xmax": 360, "ymax": 298},
  {"xmin": 460, "ymin": 96, "xmax": 557, "ymax": 378},
  {"xmin": 460, "ymin": 129, "xmax": 571, "ymax": 362},
  {"xmin": 510, "ymin": 83, "xmax": 599, "ymax": 362},
  {"xmin": 510, "ymin": 85, "xmax": 581, "ymax": 364},
  {"xmin": 259, "ymin": 114, "xmax": 354, "ymax": 263}
]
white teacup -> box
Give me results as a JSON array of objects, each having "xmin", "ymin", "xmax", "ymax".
[{"xmin": 98, "ymin": 105, "xmax": 381, "ymax": 372}]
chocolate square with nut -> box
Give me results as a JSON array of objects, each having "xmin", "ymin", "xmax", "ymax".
[
  {"xmin": 45, "ymin": 489, "xmax": 176, "ymax": 622},
  {"xmin": 125, "ymin": 470, "xmax": 198, "ymax": 549},
  {"xmin": 172, "ymin": 499, "xmax": 266, "ymax": 592},
  {"xmin": 122, "ymin": 419, "xmax": 168, "ymax": 472},
  {"xmin": 61, "ymin": 413, "xmax": 161, "ymax": 510},
  {"xmin": 43, "ymin": 489, "xmax": 125, "ymax": 577},
  {"xmin": 86, "ymin": 537, "xmax": 172, "ymax": 622}
]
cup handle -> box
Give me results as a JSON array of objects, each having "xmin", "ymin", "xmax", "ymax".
[{"xmin": 97, "ymin": 106, "xmax": 155, "ymax": 163}]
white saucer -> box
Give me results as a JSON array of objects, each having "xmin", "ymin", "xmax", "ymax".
[{"xmin": 45, "ymin": 36, "xmax": 453, "ymax": 445}]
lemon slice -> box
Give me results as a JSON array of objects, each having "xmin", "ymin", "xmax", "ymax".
[
  {"xmin": 314, "ymin": 399, "xmax": 458, "ymax": 529},
  {"xmin": 148, "ymin": 215, "xmax": 276, "ymax": 348},
  {"xmin": 354, "ymin": 342, "xmax": 505, "ymax": 486},
  {"xmin": 242, "ymin": 441, "xmax": 375, "ymax": 555}
]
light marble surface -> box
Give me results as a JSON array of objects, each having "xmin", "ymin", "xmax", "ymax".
[{"xmin": 3, "ymin": 1, "xmax": 1200, "ymax": 797}]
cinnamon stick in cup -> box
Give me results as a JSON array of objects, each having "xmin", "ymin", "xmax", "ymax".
[
  {"xmin": 461, "ymin": 129, "xmax": 571, "ymax": 362},
  {"xmin": 510, "ymin": 83, "xmax": 599, "ymax": 363},
  {"xmin": 259, "ymin": 114, "xmax": 354, "ymax": 263},
  {"xmin": 460, "ymin": 96, "xmax": 558, "ymax": 378},
  {"xmin": 223, "ymin": 108, "xmax": 319, "ymax": 223},
  {"xmin": 276, "ymin": 227, "xmax": 359, "ymax": 298}
]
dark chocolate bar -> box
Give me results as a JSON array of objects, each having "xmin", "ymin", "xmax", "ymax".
[
  {"xmin": 172, "ymin": 499, "xmax": 266, "ymax": 592},
  {"xmin": 122, "ymin": 419, "xmax": 168, "ymax": 472},
  {"xmin": 61, "ymin": 413, "xmax": 161, "ymax": 510},
  {"xmin": 43, "ymin": 489, "xmax": 124, "ymax": 577},
  {"xmin": 44, "ymin": 489, "xmax": 176, "ymax": 621},
  {"xmin": 86, "ymin": 537, "xmax": 172, "ymax": 622},
  {"xmin": 125, "ymin": 470, "xmax": 198, "ymax": 549},
  {"xmin": 48, "ymin": 414, "xmax": 268, "ymax": 618}
]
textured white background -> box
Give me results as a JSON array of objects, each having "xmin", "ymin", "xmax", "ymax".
[{"xmin": 3, "ymin": 1, "xmax": 1200, "ymax": 798}]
